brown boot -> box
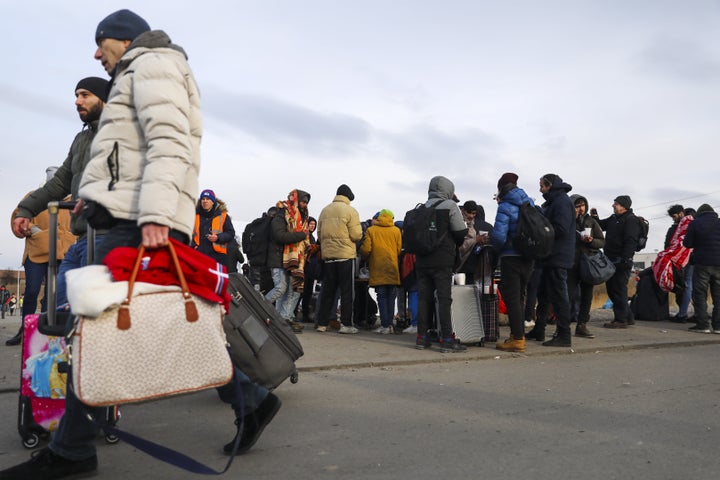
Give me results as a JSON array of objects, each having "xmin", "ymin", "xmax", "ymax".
[{"xmin": 496, "ymin": 335, "xmax": 526, "ymax": 353}]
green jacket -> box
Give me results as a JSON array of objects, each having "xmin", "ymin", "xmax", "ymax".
[{"xmin": 16, "ymin": 121, "xmax": 99, "ymax": 236}]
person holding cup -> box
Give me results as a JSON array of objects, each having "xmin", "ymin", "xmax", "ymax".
[{"xmin": 567, "ymin": 194, "xmax": 605, "ymax": 338}]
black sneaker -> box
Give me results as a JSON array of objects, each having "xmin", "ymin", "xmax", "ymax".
[
  {"xmin": 525, "ymin": 327, "xmax": 545, "ymax": 342},
  {"xmin": 415, "ymin": 336, "xmax": 431, "ymax": 350},
  {"xmin": 542, "ymin": 333, "xmax": 572, "ymax": 347},
  {"xmin": 670, "ymin": 314, "xmax": 688, "ymax": 324},
  {"xmin": 688, "ymin": 325, "xmax": 711, "ymax": 334},
  {"xmin": 5, "ymin": 333, "xmax": 22, "ymax": 346},
  {"xmin": 0, "ymin": 447, "xmax": 97, "ymax": 480},
  {"xmin": 439, "ymin": 339, "xmax": 467, "ymax": 353},
  {"xmin": 224, "ymin": 392, "xmax": 282, "ymax": 455}
]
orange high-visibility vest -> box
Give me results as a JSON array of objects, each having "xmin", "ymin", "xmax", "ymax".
[{"xmin": 193, "ymin": 211, "xmax": 228, "ymax": 254}]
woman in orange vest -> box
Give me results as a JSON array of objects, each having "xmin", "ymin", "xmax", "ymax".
[{"xmin": 192, "ymin": 189, "xmax": 236, "ymax": 267}]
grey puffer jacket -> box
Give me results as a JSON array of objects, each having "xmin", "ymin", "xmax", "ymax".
[
  {"xmin": 16, "ymin": 121, "xmax": 99, "ymax": 236},
  {"xmin": 79, "ymin": 30, "xmax": 201, "ymax": 237}
]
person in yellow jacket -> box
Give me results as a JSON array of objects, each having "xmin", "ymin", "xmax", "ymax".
[
  {"xmin": 360, "ymin": 209, "xmax": 402, "ymax": 334},
  {"xmin": 7, "ymin": 168, "xmax": 76, "ymax": 346}
]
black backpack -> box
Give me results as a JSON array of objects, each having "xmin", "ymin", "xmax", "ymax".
[
  {"xmin": 512, "ymin": 203, "xmax": 555, "ymax": 260},
  {"xmin": 241, "ymin": 214, "xmax": 272, "ymax": 266},
  {"xmin": 635, "ymin": 216, "xmax": 650, "ymax": 251},
  {"xmin": 402, "ymin": 199, "xmax": 447, "ymax": 255}
]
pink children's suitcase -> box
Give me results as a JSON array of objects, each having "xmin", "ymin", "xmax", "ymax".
[{"xmin": 17, "ymin": 201, "xmax": 118, "ymax": 448}]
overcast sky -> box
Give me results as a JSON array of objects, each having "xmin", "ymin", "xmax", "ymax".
[{"xmin": 2, "ymin": 0, "xmax": 719, "ymax": 267}]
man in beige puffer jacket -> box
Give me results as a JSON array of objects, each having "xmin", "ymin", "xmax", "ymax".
[{"xmin": 315, "ymin": 184, "xmax": 363, "ymax": 333}]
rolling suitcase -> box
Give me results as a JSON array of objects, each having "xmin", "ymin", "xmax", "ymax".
[
  {"xmin": 449, "ymin": 284, "xmax": 485, "ymax": 345},
  {"xmin": 18, "ymin": 201, "xmax": 118, "ymax": 448},
  {"xmin": 224, "ymin": 272, "xmax": 303, "ymax": 390},
  {"xmin": 477, "ymin": 247, "xmax": 499, "ymax": 342}
]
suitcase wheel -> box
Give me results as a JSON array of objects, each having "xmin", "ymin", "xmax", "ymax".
[
  {"xmin": 22, "ymin": 433, "xmax": 40, "ymax": 449},
  {"xmin": 104, "ymin": 434, "xmax": 120, "ymax": 444},
  {"xmin": 290, "ymin": 371, "xmax": 299, "ymax": 384}
]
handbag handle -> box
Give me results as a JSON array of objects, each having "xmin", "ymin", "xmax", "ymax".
[{"xmin": 117, "ymin": 241, "xmax": 199, "ymax": 330}]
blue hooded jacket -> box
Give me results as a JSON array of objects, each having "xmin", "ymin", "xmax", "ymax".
[{"xmin": 490, "ymin": 186, "xmax": 534, "ymax": 257}]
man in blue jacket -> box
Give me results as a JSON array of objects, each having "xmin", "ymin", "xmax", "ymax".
[
  {"xmin": 490, "ymin": 173, "xmax": 535, "ymax": 353},
  {"xmin": 682, "ymin": 204, "xmax": 720, "ymax": 333}
]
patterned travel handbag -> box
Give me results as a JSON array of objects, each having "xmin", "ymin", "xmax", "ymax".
[{"xmin": 70, "ymin": 241, "xmax": 233, "ymax": 407}]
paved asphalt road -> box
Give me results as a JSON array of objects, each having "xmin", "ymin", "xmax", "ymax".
[{"xmin": 1, "ymin": 341, "xmax": 718, "ymax": 479}]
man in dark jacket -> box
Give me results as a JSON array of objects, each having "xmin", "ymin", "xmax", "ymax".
[
  {"xmin": 527, "ymin": 174, "xmax": 576, "ymax": 347},
  {"xmin": 457, "ymin": 200, "xmax": 494, "ymax": 284},
  {"xmin": 594, "ymin": 195, "xmax": 641, "ymax": 328},
  {"xmin": 11, "ymin": 76, "xmax": 109, "ymax": 317},
  {"xmin": 682, "ymin": 204, "xmax": 720, "ymax": 333},
  {"xmin": 265, "ymin": 189, "xmax": 311, "ymax": 333},
  {"xmin": 414, "ymin": 176, "xmax": 468, "ymax": 353},
  {"xmin": 665, "ymin": 204, "xmax": 694, "ymax": 322},
  {"xmin": 567, "ymin": 194, "xmax": 605, "ymax": 338}
]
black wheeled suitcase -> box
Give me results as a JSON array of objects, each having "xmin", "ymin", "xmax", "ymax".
[
  {"xmin": 224, "ymin": 272, "xmax": 304, "ymax": 390},
  {"xmin": 476, "ymin": 247, "xmax": 499, "ymax": 342}
]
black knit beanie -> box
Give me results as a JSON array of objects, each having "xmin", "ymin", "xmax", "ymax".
[
  {"xmin": 614, "ymin": 195, "xmax": 632, "ymax": 210},
  {"xmin": 96, "ymin": 9, "xmax": 150, "ymax": 43},
  {"xmin": 336, "ymin": 184, "xmax": 355, "ymax": 201},
  {"xmin": 75, "ymin": 77, "xmax": 109, "ymax": 103}
]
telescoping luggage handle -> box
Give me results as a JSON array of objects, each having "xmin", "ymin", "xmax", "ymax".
[{"xmin": 46, "ymin": 200, "xmax": 95, "ymax": 326}]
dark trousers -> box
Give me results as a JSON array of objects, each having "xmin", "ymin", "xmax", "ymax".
[
  {"xmin": 567, "ymin": 265, "xmax": 594, "ymax": 324},
  {"xmin": 692, "ymin": 265, "xmax": 720, "ymax": 330},
  {"xmin": 499, "ymin": 256, "xmax": 535, "ymax": 339},
  {"xmin": 22, "ymin": 258, "xmax": 50, "ymax": 317},
  {"xmin": 524, "ymin": 266, "xmax": 543, "ymax": 322},
  {"xmin": 535, "ymin": 266, "xmax": 572, "ymax": 333},
  {"xmin": 317, "ymin": 259, "xmax": 355, "ymax": 327},
  {"xmin": 416, "ymin": 265, "xmax": 453, "ymax": 339},
  {"xmin": 606, "ymin": 267, "xmax": 632, "ymax": 323}
]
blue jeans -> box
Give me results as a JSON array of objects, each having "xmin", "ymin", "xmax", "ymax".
[
  {"xmin": 277, "ymin": 288, "xmax": 301, "ymax": 321},
  {"xmin": 56, "ymin": 235, "xmax": 105, "ymax": 307},
  {"xmin": 691, "ymin": 265, "xmax": 720, "ymax": 330},
  {"xmin": 679, "ymin": 265, "xmax": 694, "ymax": 317},
  {"xmin": 375, "ymin": 285, "xmax": 397, "ymax": 328},
  {"xmin": 50, "ymin": 222, "xmax": 269, "ymax": 460},
  {"xmin": 265, "ymin": 268, "xmax": 289, "ymax": 304},
  {"xmin": 22, "ymin": 258, "xmax": 49, "ymax": 317},
  {"xmin": 407, "ymin": 290, "xmax": 418, "ymax": 326}
]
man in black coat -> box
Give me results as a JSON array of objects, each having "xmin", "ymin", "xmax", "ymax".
[
  {"xmin": 683, "ymin": 204, "xmax": 720, "ymax": 333},
  {"xmin": 594, "ymin": 195, "xmax": 641, "ymax": 328},
  {"xmin": 527, "ymin": 174, "xmax": 576, "ymax": 347}
]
